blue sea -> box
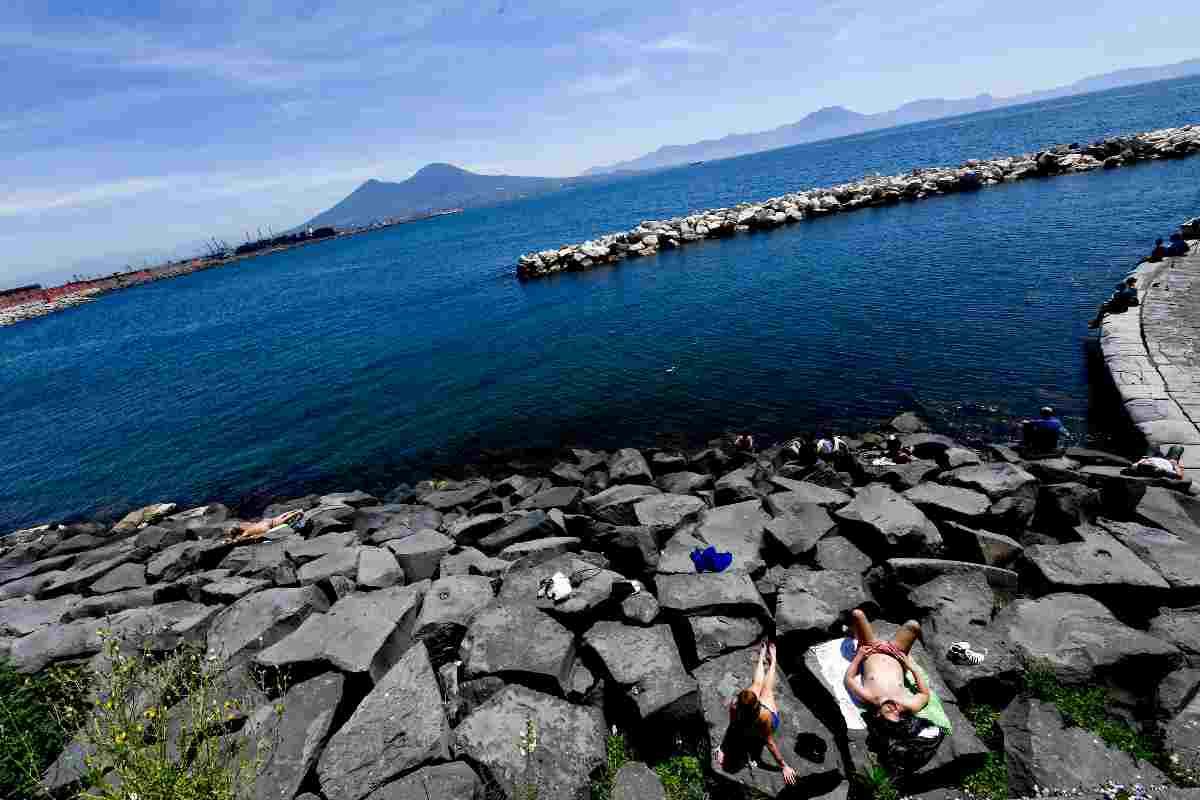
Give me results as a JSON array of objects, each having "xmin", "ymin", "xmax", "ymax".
[{"xmin": 3, "ymin": 77, "xmax": 1200, "ymax": 533}]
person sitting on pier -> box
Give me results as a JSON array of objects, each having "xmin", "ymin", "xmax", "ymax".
[
  {"xmin": 844, "ymin": 610, "xmax": 929, "ymax": 724},
  {"xmin": 1088, "ymin": 276, "xmax": 1139, "ymax": 329},
  {"xmin": 884, "ymin": 434, "xmax": 914, "ymax": 464},
  {"xmin": 1139, "ymin": 238, "xmax": 1167, "ymax": 264},
  {"xmin": 715, "ymin": 641, "xmax": 797, "ymax": 785},
  {"xmin": 1166, "ymin": 233, "xmax": 1191, "ymax": 257},
  {"xmin": 1022, "ymin": 406, "xmax": 1068, "ymax": 454}
]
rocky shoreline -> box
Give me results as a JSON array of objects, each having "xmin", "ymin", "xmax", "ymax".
[
  {"xmin": 517, "ymin": 123, "xmax": 1200, "ymax": 279},
  {"xmin": 4, "ymin": 415, "xmax": 1200, "ymax": 799}
]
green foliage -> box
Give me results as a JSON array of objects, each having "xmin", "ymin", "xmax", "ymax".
[
  {"xmin": 852, "ymin": 756, "xmax": 898, "ymax": 800},
  {"xmin": 961, "ymin": 704, "xmax": 1001, "ymax": 750},
  {"xmin": 0, "ymin": 660, "xmax": 91, "ymax": 798},
  {"xmin": 590, "ymin": 731, "xmax": 631, "ymax": 800},
  {"xmin": 516, "ymin": 718, "xmax": 540, "ymax": 800},
  {"xmin": 74, "ymin": 636, "xmax": 269, "ymax": 800},
  {"xmin": 654, "ymin": 754, "xmax": 705, "ymax": 800},
  {"xmin": 960, "ymin": 752, "xmax": 1008, "ymax": 800},
  {"xmin": 1022, "ymin": 660, "xmax": 1158, "ymax": 763}
]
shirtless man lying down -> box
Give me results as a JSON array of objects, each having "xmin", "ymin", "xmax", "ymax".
[{"xmin": 843, "ymin": 609, "xmax": 930, "ymax": 722}]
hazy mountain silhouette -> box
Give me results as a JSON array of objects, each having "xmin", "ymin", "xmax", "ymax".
[
  {"xmin": 583, "ymin": 57, "xmax": 1200, "ymax": 174},
  {"xmin": 302, "ymin": 163, "xmax": 619, "ymax": 229}
]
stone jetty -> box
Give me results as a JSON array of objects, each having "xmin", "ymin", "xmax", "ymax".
[
  {"xmin": 5, "ymin": 419, "xmax": 1200, "ymax": 799},
  {"xmin": 0, "ymin": 290, "xmax": 102, "ymax": 327},
  {"xmin": 518, "ymin": 123, "xmax": 1200, "ymax": 279},
  {"xmin": 1103, "ymin": 218, "xmax": 1200, "ymax": 471}
]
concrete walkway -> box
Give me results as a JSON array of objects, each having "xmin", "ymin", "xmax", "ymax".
[{"xmin": 1101, "ymin": 237, "xmax": 1200, "ymax": 469}]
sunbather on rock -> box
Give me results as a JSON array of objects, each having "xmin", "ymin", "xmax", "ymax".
[
  {"xmin": 844, "ymin": 609, "xmax": 929, "ymax": 723},
  {"xmin": 716, "ymin": 642, "xmax": 797, "ymax": 785}
]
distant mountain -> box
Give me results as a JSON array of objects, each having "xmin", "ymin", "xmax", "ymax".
[
  {"xmin": 584, "ymin": 58, "xmax": 1200, "ymax": 175},
  {"xmin": 303, "ymin": 163, "xmax": 608, "ymax": 229}
]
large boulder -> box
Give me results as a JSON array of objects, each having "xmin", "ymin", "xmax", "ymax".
[
  {"xmin": 764, "ymin": 504, "xmax": 836, "ymax": 558},
  {"xmin": 440, "ymin": 548, "xmax": 511, "ymax": 578},
  {"xmin": 452, "ymin": 685, "xmax": 605, "ymax": 800},
  {"xmin": 476, "ymin": 511, "xmax": 557, "ymax": 553},
  {"xmin": 421, "ymin": 481, "xmax": 492, "ymax": 511},
  {"xmin": 696, "ymin": 647, "xmax": 844, "ymax": 798},
  {"xmin": 256, "ymin": 583, "xmax": 428, "ymax": 682},
  {"xmin": 1001, "ymin": 698, "xmax": 1166, "ymax": 796},
  {"xmin": 363, "ymin": 505, "xmax": 443, "ymax": 543},
  {"xmin": 994, "ymin": 593, "xmax": 1181, "ymax": 686},
  {"xmin": 609, "ymin": 448, "xmax": 654, "ymax": 484},
  {"xmin": 633, "ymin": 494, "xmax": 706, "ymax": 528},
  {"xmin": 943, "ymin": 463, "xmax": 1039, "ymax": 530},
  {"xmin": 834, "ymin": 485, "xmax": 942, "ymax": 556},
  {"xmin": 938, "ymin": 522, "xmax": 1023, "ymax": 567},
  {"xmin": 206, "ymin": 586, "xmax": 330, "ymax": 667},
  {"xmin": 298, "ymin": 546, "xmax": 362, "ymax": 585},
  {"xmin": 1149, "ymin": 606, "xmax": 1200, "ymax": 665},
  {"xmin": 655, "ymin": 573, "xmax": 768, "ymax": 619},
  {"xmin": 1021, "ymin": 532, "xmax": 1169, "ymax": 598},
  {"xmin": 286, "ymin": 532, "xmax": 359, "ymax": 564},
  {"xmin": 241, "ymin": 672, "xmax": 345, "ymax": 800},
  {"xmin": 61, "ymin": 585, "xmax": 179, "ymax": 621},
  {"xmin": 714, "ymin": 466, "xmax": 760, "ymax": 505},
  {"xmin": 414, "ymin": 575, "xmax": 495, "ymax": 665},
  {"xmin": 0, "ymin": 595, "xmax": 81, "ymax": 637},
  {"xmin": 516, "ymin": 487, "xmax": 584, "ymax": 512},
  {"xmin": 688, "ymin": 616, "xmax": 764, "ymax": 664},
  {"xmin": 91, "ymin": 562, "xmax": 147, "ymax": 594},
  {"xmin": 902, "ymin": 483, "xmax": 991, "ymax": 526},
  {"xmin": 814, "ymin": 537, "xmax": 873, "ymax": 573},
  {"xmin": 317, "ymin": 642, "xmax": 450, "ymax": 800},
  {"xmin": 658, "ymin": 471, "xmax": 713, "ymax": 495},
  {"xmin": 777, "ymin": 570, "xmax": 872, "ymax": 643},
  {"xmin": 497, "ymin": 554, "xmax": 625, "ymax": 621},
  {"xmin": 1095, "ymin": 517, "xmax": 1200, "ymax": 591},
  {"xmin": 612, "ymin": 762, "xmax": 666, "ymax": 800},
  {"xmin": 657, "ymin": 500, "xmax": 769, "ymax": 574},
  {"xmin": 1135, "ymin": 486, "xmax": 1200, "ymax": 543},
  {"xmin": 460, "ymin": 604, "xmax": 575, "ymax": 695},
  {"xmin": 361, "ymin": 763, "xmax": 483, "ymax": 800},
  {"xmin": 584, "ymin": 485, "xmax": 662, "ymax": 525},
  {"xmin": 583, "ymin": 621, "xmax": 698, "ymax": 720},
  {"xmin": 357, "ymin": 547, "xmax": 404, "ymax": 589},
  {"xmin": 387, "ymin": 531, "xmax": 453, "ymax": 582},
  {"xmin": 767, "ymin": 478, "xmax": 852, "ymax": 508}
]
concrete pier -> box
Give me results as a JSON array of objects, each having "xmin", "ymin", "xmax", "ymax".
[{"xmin": 1100, "ymin": 221, "xmax": 1200, "ymax": 468}]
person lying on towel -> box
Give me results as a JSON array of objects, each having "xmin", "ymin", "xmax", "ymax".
[{"xmin": 843, "ymin": 609, "xmax": 929, "ymax": 723}]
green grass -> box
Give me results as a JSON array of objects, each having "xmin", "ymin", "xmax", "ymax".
[
  {"xmin": 852, "ymin": 756, "xmax": 899, "ymax": 800},
  {"xmin": 590, "ymin": 732, "xmax": 632, "ymax": 800},
  {"xmin": 654, "ymin": 755, "xmax": 705, "ymax": 800},
  {"xmin": 1023, "ymin": 660, "xmax": 1159, "ymax": 763},
  {"xmin": 0, "ymin": 660, "xmax": 91, "ymax": 798},
  {"xmin": 960, "ymin": 752, "xmax": 1008, "ymax": 800}
]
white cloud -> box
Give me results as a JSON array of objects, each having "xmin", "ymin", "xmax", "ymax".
[
  {"xmin": 566, "ymin": 67, "xmax": 645, "ymax": 96},
  {"xmin": 0, "ymin": 178, "xmax": 172, "ymax": 217},
  {"xmin": 644, "ymin": 35, "xmax": 723, "ymax": 54}
]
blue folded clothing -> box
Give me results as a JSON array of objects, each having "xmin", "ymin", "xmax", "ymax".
[{"xmin": 690, "ymin": 545, "xmax": 733, "ymax": 573}]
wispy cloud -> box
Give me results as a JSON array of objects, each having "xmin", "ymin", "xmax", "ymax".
[
  {"xmin": 644, "ymin": 35, "xmax": 723, "ymax": 54},
  {"xmin": 0, "ymin": 178, "xmax": 172, "ymax": 217},
  {"xmin": 566, "ymin": 67, "xmax": 645, "ymax": 96}
]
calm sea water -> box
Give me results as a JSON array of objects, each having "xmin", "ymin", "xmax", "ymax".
[{"xmin": 3, "ymin": 77, "xmax": 1200, "ymax": 532}]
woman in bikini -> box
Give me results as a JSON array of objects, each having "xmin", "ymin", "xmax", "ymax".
[
  {"xmin": 715, "ymin": 642, "xmax": 797, "ymax": 785},
  {"xmin": 228, "ymin": 509, "xmax": 304, "ymax": 543},
  {"xmin": 844, "ymin": 609, "xmax": 929, "ymax": 723}
]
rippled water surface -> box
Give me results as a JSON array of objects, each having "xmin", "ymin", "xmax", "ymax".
[{"xmin": 3, "ymin": 77, "xmax": 1200, "ymax": 531}]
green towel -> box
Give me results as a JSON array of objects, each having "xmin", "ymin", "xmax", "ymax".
[{"xmin": 904, "ymin": 662, "xmax": 952, "ymax": 733}]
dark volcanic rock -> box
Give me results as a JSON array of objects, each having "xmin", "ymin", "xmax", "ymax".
[
  {"xmin": 446, "ymin": 513, "xmax": 508, "ymax": 545},
  {"xmin": 257, "ymin": 583, "xmax": 427, "ymax": 681},
  {"xmin": 356, "ymin": 546, "xmax": 404, "ymax": 589},
  {"xmin": 655, "ymin": 573, "xmax": 767, "ymax": 618},
  {"xmin": 453, "ymin": 685, "xmax": 605, "ymax": 800},
  {"xmin": 995, "ymin": 593, "xmax": 1180, "ymax": 685},
  {"xmin": 766, "ymin": 480, "xmax": 852, "ymax": 509},
  {"xmin": 460, "ymin": 603, "xmax": 575, "ymax": 694},
  {"xmin": 1022, "ymin": 532, "xmax": 1168, "ymax": 597},
  {"xmin": 317, "ymin": 642, "xmax": 450, "ymax": 800},
  {"xmin": 414, "ymin": 575, "xmax": 495, "ymax": 665},
  {"xmin": 834, "ymin": 484, "xmax": 942, "ymax": 556},
  {"xmin": 777, "ymin": 570, "xmax": 872, "ymax": 642},
  {"xmin": 633, "ymin": 494, "xmax": 706, "ymax": 528},
  {"xmin": 206, "ymin": 586, "xmax": 330, "ymax": 667},
  {"xmin": 612, "ymin": 761, "xmax": 666, "ymax": 800},
  {"xmin": 1001, "ymin": 698, "xmax": 1165, "ymax": 796},
  {"xmin": 814, "ymin": 536, "xmax": 873, "ymax": 573},
  {"xmin": 1096, "ymin": 517, "xmax": 1200, "ymax": 591},
  {"xmin": 943, "ymin": 462, "xmax": 1039, "ymax": 528},
  {"xmin": 938, "ymin": 521, "xmax": 1023, "ymax": 567},
  {"xmin": 688, "ymin": 616, "xmax": 764, "ymax": 663},
  {"xmin": 0, "ymin": 595, "xmax": 80, "ymax": 636},
  {"xmin": 497, "ymin": 554, "xmax": 625, "ymax": 620},
  {"xmin": 298, "ymin": 546, "xmax": 362, "ymax": 586},
  {"xmin": 421, "ymin": 481, "xmax": 492, "ymax": 511},
  {"xmin": 60, "ymin": 585, "xmax": 179, "ymax": 621},
  {"xmin": 764, "ymin": 503, "xmax": 836, "ymax": 557},
  {"xmin": 477, "ymin": 511, "xmax": 557, "ymax": 554},
  {"xmin": 1037, "ymin": 482, "xmax": 1102, "ymax": 528},
  {"xmin": 609, "ymin": 448, "xmax": 654, "ymax": 484},
  {"xmin": 902, "ymin": 483, "xmax": 991, "ymax": 525},
  {"xmin": 714, "ymin": 466, "xmax": 760, "ymax": 505},
  {"xmin": 241, "ymin": 672, "xmax": 345, "ymax": 800},
  {"xmin": 363, "ymin": 505, "xmax": 444, "ymax": 543},
  {"xmin": 584, "ymin": 485, "xmax": 662, "ymax": 524},
  {"xmin": 696, "ymin": 647, "xmax": 842, "ymax": 798},
  {"xmin": 657, "ymin": 500, "xmax": 769, "ymax": 574},
  {"xmin": 362, "ymin": 762, "xmax": 483, "ymax": 800},
  {"xmin": 439, "ymin": 547, "xmax": 511, "ymax": 578},
  {"xmin": 657, "ymin": 471, "xmax": 713, "ymax": 494},
  {"xmin": 387, "ymin": 530, "xmax": 453, "ymax": 582},
  {"xmin": 584, "ymin": 621, "xmax": 698, "ymax": 720},
  {"xmin": 500, "ymin": 537, "xmax": 581, "ymax": 568},
  {"xmin": 1135, "ymin": 486, "xmax": 1200, "ymax": 543},
  {"xmin": 1149, "ymin": 606, "xmax": 1200, "ymax": 665},
  {"xmin": 516, "ymin": 486, "xmax": 584, "ymax": 512}
]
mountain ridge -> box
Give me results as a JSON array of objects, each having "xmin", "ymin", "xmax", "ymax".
[{"xmin": 582, "ymin": 57, "xmax": 1200, "ymax": 174}]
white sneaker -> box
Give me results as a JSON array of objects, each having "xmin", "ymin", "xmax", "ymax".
[{"xmin": 947, "ymin": 641, "xmax": 987, "ymax": 665}]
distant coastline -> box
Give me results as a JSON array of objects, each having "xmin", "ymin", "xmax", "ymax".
[{"xmin": 0, "ymin": 208, "xmax": 462, "ymax": 328}]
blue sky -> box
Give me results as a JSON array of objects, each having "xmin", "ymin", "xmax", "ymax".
[{"xmin": 2, "ymin": 1, "xmax": 1198, "ymax": 285}]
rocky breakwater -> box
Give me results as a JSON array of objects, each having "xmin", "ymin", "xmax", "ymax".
[
  {"xmin": 5, "ymin": 419, "xmax": 1200, "ymax": 798},
  {"xmin": 0, "ymin": 290, "xmax": 102, "ymax": 327},
  {"xmin": 518, "ymin": 123, "xmax": 1200, "ymax": 279}
]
